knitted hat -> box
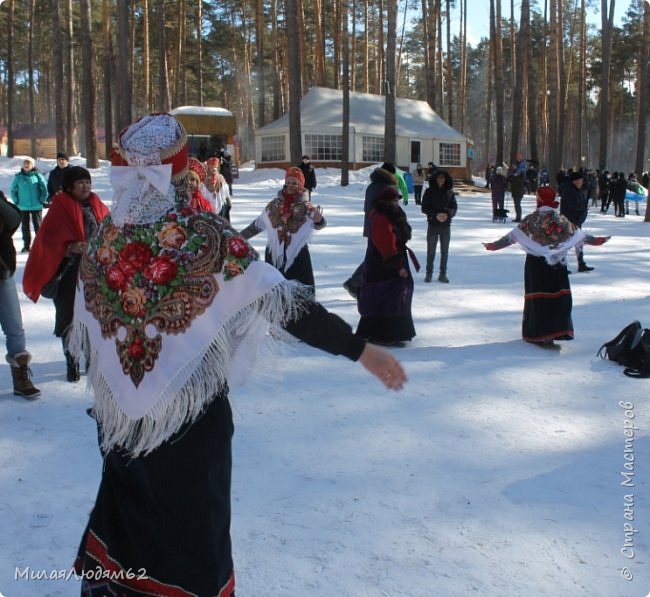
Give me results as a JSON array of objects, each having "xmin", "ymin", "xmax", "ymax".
[
  {"xmin": 113, "ymin": 113, "xmax": 189, "ymax": 182},
  {"xmin": 205, "ymin": 157, "xmax": 221, "ymax": 168},
  {"xmin": 536, "ymin": 186, "xmax": 558, "ymax": 208},
  {"xmin": 187, "ymin": 157, "xmax": 206, "ymax": 182},
  {"xmin": 285, "ymin": 166, "xmax": 305, "ymax": 187},
  {"xmin": 62, "ymin": 166, "xmax": 91, "ymax": 192},
  {"xmin": 22, "ymin": 157, "xmax": 35, "ymax": 168},
  {"xmin": 56, "ymin": 151, "xmax": 69, "ymax": 160},
  {"xmin": 569, "ymin": 171, "xmax": 584, "ymax": 181},
  {"xmin": 376, "ymin": 185, "xmax": 401, "ymax": 203}
]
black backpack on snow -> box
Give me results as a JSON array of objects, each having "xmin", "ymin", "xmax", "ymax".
[{"xmin": 597, "ymin": 321, "xmax": 650, "ymax": 378}]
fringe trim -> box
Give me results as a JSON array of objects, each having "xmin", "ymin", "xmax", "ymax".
[{"xmin": 71, "ymin": 279, "xmax": 312, "ymax": 457}]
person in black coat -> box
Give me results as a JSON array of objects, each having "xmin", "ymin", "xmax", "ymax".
[
  {"xmin": 219, "ymin": 150, "xmax": 234, "ymax": 196},
  {"xmin": 46, "ymin": 152, "xmax": 71, "ymax": 204},
  {"xmin": 559, "ymin": 170, "xmax": 593, "ymax": 272},
  {"xmin": 421, "ymin": 169, "xmax": 457, "ymax": 283},
  {"xmin": 298, "ymin": 155, "xmax": 317, "ymax": 200},
  {"xmin": 343, "ymin": 164, "xmax": 398, "ymax": 297}
]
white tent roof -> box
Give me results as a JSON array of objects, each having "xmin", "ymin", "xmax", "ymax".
[
  {"xmin": 256, "ymin": 86, "xmax": 465, "ymax": 141},
  {"xmin": 171, "ymin": 105, "xmax": 234, "ymax": 117}
]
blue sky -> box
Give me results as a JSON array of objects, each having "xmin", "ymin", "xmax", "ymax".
[{"xmin": 434, "ymin": 2, "xmax": 631, "ymax": 46}]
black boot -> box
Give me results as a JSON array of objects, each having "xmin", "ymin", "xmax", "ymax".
[{"xmin": 65, "ymin": 352, "xmax": 80, "ymax": 382}]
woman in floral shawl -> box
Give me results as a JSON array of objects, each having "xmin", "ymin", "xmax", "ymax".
[
  {"xmin": 240, "ymin": 166, "xmax": 325, "ymax": 287},
  {"xmin": 484, "ymin": 186, "xmax": 609, "ymax": 346},
  {"xmin": 71, "ymin": 114, "xmax": 406, "ymax": 597}
]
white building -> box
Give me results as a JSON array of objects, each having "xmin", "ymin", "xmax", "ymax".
[{"xmin": 255, "ymin": 86, "xmax": 471, "ymax": 179}]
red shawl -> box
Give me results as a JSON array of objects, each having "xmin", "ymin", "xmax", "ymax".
[{"xmin": 23, "ymin": 191, "xmax": 109, "ymax": 302}]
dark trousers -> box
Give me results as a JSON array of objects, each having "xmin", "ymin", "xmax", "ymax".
[
  {"xmin": 414, "ymin": 185, "xmax": 423, "ymax": 205},
  {"xmin": 21, "ymin": 210, "xmax": 42, "ymax": 250},
  {"xmin": 426, "ymin": 224, "xmax": 450, "ymax": 275},
  {"xmin": 512, "ymin": 194, "xmax": 523, "ymax": 221}
]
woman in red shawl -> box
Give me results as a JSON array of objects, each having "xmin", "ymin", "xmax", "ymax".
[
  {"xmin": 23, "ymin": 166, "xmax": 109, "ymax": 380},
  {"xmin": 186, "ymin": 157, "xmax": 215, "ymax": 213}
]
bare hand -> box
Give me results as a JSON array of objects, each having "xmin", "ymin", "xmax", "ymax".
[
  {"xmin": 436, "ymin": 212, "xmax": 448, "ymax": 223},
  {"xmin": 398, "ymin": 267, "xmax": 408, "ymax": 278},
  {"xmin": 358, "ymin": 343, "xmax": 407, "ymax": 391},
  {"xmin": 483, "ymin": 242, "xmax": 497, "ymax": 251}
]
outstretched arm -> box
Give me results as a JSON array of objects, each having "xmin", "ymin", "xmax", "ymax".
[
  {"xmin": 584, "ymin": 234, "xmax": 611, "ymax": 246},
  {"xmin": 483, "ymin": 232, "xmax": 515, "ymax": 251}
]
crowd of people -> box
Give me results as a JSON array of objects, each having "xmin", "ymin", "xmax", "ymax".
[{"xmin": 0, "ymin": 116, "xmax": 637, "ymax": 593}]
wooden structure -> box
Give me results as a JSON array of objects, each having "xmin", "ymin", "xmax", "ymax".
[
  {"xmin": 12, "ymin": 123, "xmax": 57, "ymax": 158},
  {"xmin": 170, "ymin": 106, "xmax": 239, "ymax": 163}
]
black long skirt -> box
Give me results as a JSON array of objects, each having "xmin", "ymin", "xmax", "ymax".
[
  {"xmin": 522, "ymin": 254, "xmax": 574, "ymax": 343},
  {"xmin": 75, "ymin": 395, "xmax": 236, "ymax": 597}
]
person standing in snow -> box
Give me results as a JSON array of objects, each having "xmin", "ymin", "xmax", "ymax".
[
  {"xmin": 421, "ymin": 169, "xmax": 457, "ymax": 283},
  {"xmin": 47, "ymin": 152, "xmax": 72, "ymax": 205},
  {"xmin": 240, "ymin": 166, "xmax": 326, "ymax": 287},
  {"xmin": 0, "ymin": 192, "xmax": 40, "ymax": 399},
  {"xmin": 70, "ymin": 112, "xmax": 406, "ymax": 597},
  {"xmin": 202, "ymin": 156, "xmax": 232, "ymax": 219},
  {"xmin": 23, "ymin": 166, "xmax": 110, "ymax": 382},
  {"xmin": 9, "ymin": 157, "xmax": 48, "ymax": 253},
  {"xmin": 484, "ymin": 186, "xmax": 609, "ymax": 346},
  {"xmin": 298, "ymin": 155, "xmax": 317, "ymax": 200}
]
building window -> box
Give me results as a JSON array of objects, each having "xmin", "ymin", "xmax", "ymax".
[
  {"xmin": 261, "ymin": 136, "xmax": 286, "ymax": 162},
  {"xmin": 362, "ymin": 136, "xmax": 384, "ymax": 162},
  {"xmin": 439, "ymin": 143, "xmax": 461, "ymax": 166},
  {"xmin": 304, "ymin": 134, "xmax": 343, "ymax": 161}
]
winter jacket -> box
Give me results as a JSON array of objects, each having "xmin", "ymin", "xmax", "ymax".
[
  {"xmin": 10, "ymin": 168, "xmax": 48, "ymax": 211},
  {"xmin": 363, "ymin": 167, "xmax": 397, "ymax": 237},
  {"xmin": 421, "ymin": 170, "xmax": 457, "ymax": 228},
  {"xmin": 394, "ymin": 169, "xmax": 409, "ymax": 203},
  {"xmin": 559, "ymin": 180, "xmax": 589, "ymax": 227},
  {"xmin": 298, "ymin": 162, "xmax": 317, "ymax": 191},
  {"xmin": 0, "ymin": 195, "xmax": 21, "ymax": 276},
  {"xmin": 508, "ymin": 172, "xmax": 526, "ymax": 200},
  {"xmin": 412, "ymin": 168, "xmax": 426, "ymax": 186},
  {"xmin": 47, "ymin": 165, "xmax": 71, "ymax": 201}
]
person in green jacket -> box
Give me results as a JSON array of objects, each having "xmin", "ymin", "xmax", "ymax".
[
  {"xmin": 393, "ymin": 167, "xmax": 409, "ymax": 205},
  {"xmin": 10, "ymin": 157, "xmax": 48, "ymax": 253}
]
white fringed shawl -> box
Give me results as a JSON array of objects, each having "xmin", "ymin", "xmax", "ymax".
[{"xmin": 72, "ymin": 260, "xmax": 310, "ymax": 457}]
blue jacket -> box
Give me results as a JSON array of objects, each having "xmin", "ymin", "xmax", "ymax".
[{"xmin": 10, "ymin": 168, "xmax": 48, "ymax": 211}]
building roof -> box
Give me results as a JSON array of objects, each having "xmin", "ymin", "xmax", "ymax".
[{"xmin": 256, "ymin": 86, "xmax": 466, "ymax": 142}]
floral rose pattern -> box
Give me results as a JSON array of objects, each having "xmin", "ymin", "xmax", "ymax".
[
  {"xmin": 266, "ymin": 195, "xmax": 310, "ymax": 247},
  {"xmin": 80, "ymin": 210, "xmax": 258, "ymax": 387},
  {"xmin": 519, "ymin": 210, "xmax": 575, "ymax": 248}
]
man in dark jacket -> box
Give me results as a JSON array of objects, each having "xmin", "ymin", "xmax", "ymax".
[
  {"xmin": 47, "ymin": 152, "xmax": 71, "ymax": 204},
  {"xmin": 560, "ymin": 170, "xmax": 593, "ymax": 272},
  {"xmin": 0, "ymin": 192, "xmax": 40, "ymax": 399},
  {"xmin": 219, "ymin": 150, "xmax": 234, "ymax": 196},
  {"xmin": 298, "ymin": 155, "xmax": 317, "ymax": 200},
  {"xmin": 421, "ymin": 170, "xmax": 457, "ymax": 283}
]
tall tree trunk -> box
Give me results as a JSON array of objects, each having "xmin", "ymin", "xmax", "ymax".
[
  {"xmin": 7, "ymin": 0, "xmax": 14, "ymax": 158},
  {"xmin": 117, "ymin": 0, "xmax": 133, "ymax": 130},
  {"xmin": 578, "ymin": 0, "xmax": 586, "ymax": 167},
  {"xmin": 341, "ymin": 0, "xmax": 350, "ymax": 184},
  {"xmin": 65, "ymin": 0, "xmax": 76, "ymax": 156},
  {"xmin": 256, "ymin": 0, "xmax": 266, "ymax": 127},
  {"xmin": 143, "ymin": 0, "xmax": 150, "ymax": 112},
  {"xmin": 271, "ymin": 0, "xmax": 282, "ymax": 120},
  {"xmin": 509, "ymin": 0, "xmax": 528, "ymax": 164},
  {"xmin": 598, "ymin": 0, "xmax": 614, "ymax": 170},
  {"xmin": 458, "ymin": 0, "xmax": 468, "ymax": 131},
  {"xmin": 52, "ymin": 0, "xmax": 65, "ymax": 153},
  {"xmin": 351, "ymin": 0, "xmax": 357, "ymax": 90},
  {"xmin": 197, "ymin": 0, "xmax": 203, "ymax": 105},
  {"xmin": 526, "ymin": 0, "xmax": 539, "ymax": 165},
  {"xmin": 313, "ymin": 0, "xmax": 326, "ymax": 86},
  {"xmin": 639, "ymin": 2, "xmax": 650, "ymax": 224},
  {"xmin": 363, "ymin": 0, "xmax": 369, "ymax": 93},
  {"xmin": 287, "ymin": 0, "xmax": 302, "ymax": 163},
  {"xmin": 491, "ymin": 0, "xmax": 504, "ymax": 167},
  {"xmin": 103, "ymin": 0, "xmax": 113, "ymax": 157},
  {"xmin": 157, "ymin": 0, "xmax": 170, "ymax": 112},
  {"xmin": 80, "ymin": 0, "xmax": 98, "ymax": 168},
  {"xmin": 28, "ymin": 0, "xmax": 36, "ymax": 157},
  {"xmin": 445, "ymin": 0, "xmax": 453, "ymax": 126},
  {"xmin": 384, "ymin": 0, "xmax": 397, "ymax": 163},
  {"xmin": 547, "ymin": 0, "xmax": 561, "ymax": 176},
  {"xmin": 423, "ymin": 0, "xmax": 436, "ymax": 110},
  {"xmin": 174, "ymin": 0, "xmax": 185, "ymax": 106}
]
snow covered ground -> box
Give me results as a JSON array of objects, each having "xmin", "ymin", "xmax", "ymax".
[{"xmin": 0, "ymin": 156, "xmax": 649, "ymax": 597}]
